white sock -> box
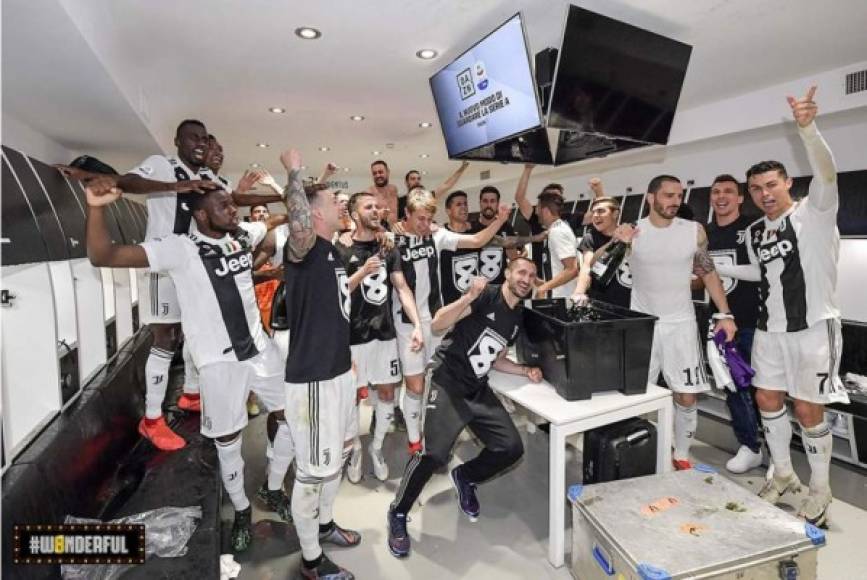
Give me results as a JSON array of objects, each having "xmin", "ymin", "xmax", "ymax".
[
  {"xmin": 368, "ymin": 387, "xmax": 379, "ymax": 407},
  {"xmin": 216, "ymin": 437, "xmax": 249, "ymax": 511},
  {"xmin": 145, "ymin": 347, "xmax": 173, "ymax": 419},
  {"xmin": 373, "ymin": 398, "xmax": 395, "ymax": 450},
  {"xmin": 182, "ymin": 342, "xmax": 199, "ymax": 395},
  {"xmin": 319, "ymin": 473, "xmax": 343, "ymax": 526},
  {"xmin": 761, "ymin": 408, "xmax": 794, "ymax": 478},
  {"xmin": 801, "ymin": 422, "xmax": 832, "ymax": 493},
  {"xmin": 291, "ymin": 479, "xmax": 323, "ymax": 561},
  {"xmin": 673, "ymin": 402, "xmax": 697, "ymax": 461},
  {"xmin": 267, "ymin": 421, "xmax": 294, "ymax": 491},
  {"xmin": 403, "ymin": 390, "xmax": 423, "ymax": 445}
]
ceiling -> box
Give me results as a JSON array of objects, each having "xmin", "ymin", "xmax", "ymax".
[{"xmin": 4, "ymin": 0, "xmax": 867, "ymax": 185}]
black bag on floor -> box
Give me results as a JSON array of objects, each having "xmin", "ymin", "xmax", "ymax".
[{"xmin": 583, "ymin": 417, "xmax": 657, "ymax": 484}]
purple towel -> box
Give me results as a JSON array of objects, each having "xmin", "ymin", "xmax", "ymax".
[{"xmin": 714, "ymin": 331, "xmax": 755, "ymax": 390}]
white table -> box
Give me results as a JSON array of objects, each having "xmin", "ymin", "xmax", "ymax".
[{"xmin": 488, "ymin": 371, "xmax": 673, "ymax": 568}]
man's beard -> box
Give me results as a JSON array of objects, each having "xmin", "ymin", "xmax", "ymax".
[
  {"xmin": 481, "ymin": 207, "xmax": 496, "ymax": 220},
  {"xmin": 508, "ymin": 281, "xmax": 530, "ymax": 299},
  {"xmin": 374, "ymin": 177, "xmax": 388, "ymax": 187}
]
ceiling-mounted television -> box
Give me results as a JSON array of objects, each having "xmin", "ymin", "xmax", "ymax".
[
  {"xmin": 430, "ymin": 13, "xmax": 545, "ymax": 159},
  {"xmin": 457, "ymin": 127, "xmax": 553, "ymax": 165},
  {"xmin": 547, "ymin": 5, "xmax": 692, "ymax": 145}
]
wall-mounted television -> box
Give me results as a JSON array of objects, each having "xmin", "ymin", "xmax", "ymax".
[
  {"xmin": 547, "ymin": 5, "xmax": 692, "ymax": 145},
  {"xmin": 430, "ymin": 13, "xmax": 545, "ymax": 158}
]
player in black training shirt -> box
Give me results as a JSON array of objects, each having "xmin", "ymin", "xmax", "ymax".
[
  {"xmin": 571, "ymin": 197, "xmax": 633, "ymax": 308},
  {"xmin": 387, "ymin": 257, "xmax": 544, "ymax": 559},
  {"xmin": 337, "ymin": 192, "xmax": 423, "ymax": 484},
  {"xmin": 280, "ymin": 149, "xmax": 358, "ymax": 580}
]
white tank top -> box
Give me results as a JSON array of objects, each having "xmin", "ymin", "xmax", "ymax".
[
  {"xmin": 629, "ymin": 217, "xmax": 697, "ymax": 323},
  {"xmin": 270, "ymin": 224, "xmax": 289, "ymax": 268}
]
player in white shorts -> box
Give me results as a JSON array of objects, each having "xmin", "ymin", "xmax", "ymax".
[
  {"xmin": 84, "ymin": 176, "xmax": 295, "ymax": 553},
  {"xmin": 337, "ymin": 192, "xmax": 423, "ymax": 483},
  {"xmin": 393, "ymin": 190, "xmax": 513, "ymax": 455},
  {"xmin": 716, "ymin": 87, "xmax": 843, "ymax": 526},
  {"xmin": 618, "ymin": 175, "xmax": 736, "ymax": 470}
]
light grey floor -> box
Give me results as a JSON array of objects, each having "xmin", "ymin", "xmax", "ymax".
[{"xmin": 227, "ymin": 402, "xmax": 867, "ymax": 579}]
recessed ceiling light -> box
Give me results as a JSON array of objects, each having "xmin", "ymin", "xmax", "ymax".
[
  {"xmin": 419, "ymin": 122, "xmax": 432, "ymax": 128},
  {"xmin": 349, "ymin": 115, "xmax": 365, "ymax": 121},
  {"xmin": 421, "ymin": 170, "xmax": 428, "ymax": 176},
  {"xmin": 371, "ymin": 150, "xmax": 381, "ymax": 155},
  {"xmin": 250, "ymin": 163, "xmax": 261, "ymax": 168},
  {"xmin": 257, "ymin": 143, "xmax": 270, "ymax": 148},
  {"xmin": 416, "ymin": 49, "xmax": 438, "ymax": 60},
  {"xmin": 300, "ymin": 165, "xmax": 307, "ymax": 170},
  {"xmin": 269, "ymin": 107, "xmax": 285, "ymax": 114},
  {"xmin": 343, "ymin": 167, "xmax": 351, "ymax": 173},
  {"xmin": 318, "ymin": 146, "xmax": 330, "ymax": 152},
  {"xmin": 295, "ymin": 27, "xmax": 321, "ymax": 40},
  {"xmin": 419, "ymin": 153, "xmax": 429, "ymax": 159}
]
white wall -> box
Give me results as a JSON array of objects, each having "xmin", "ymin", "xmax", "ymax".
[{"xmin": 2, "ymin": 113, "xmax": 80, "ymax": 163}]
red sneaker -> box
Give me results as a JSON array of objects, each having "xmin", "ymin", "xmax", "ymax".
[
  {"xmin": 358, "ymin": 386, "xmax": 369, "ymax": 400},
  {"xmin": 407, "ymin": 440, "xmax": 423, "ymax": 455},
  {"xmin": 177, "ymin": 393, "xmax": 201, "ymax": 413},
  {"xmin": 138, "ymin": 416, "xmax": 186, "ymax": 451},
  {"xmin": 672, "ymin": 458, "xmax": 693, "ymax": 471}
]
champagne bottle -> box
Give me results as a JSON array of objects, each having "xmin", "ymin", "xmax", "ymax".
[{"xmin": 590, "ymin": 239, "xmax": 629, "ymax": 287}]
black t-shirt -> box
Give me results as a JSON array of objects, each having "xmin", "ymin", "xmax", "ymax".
[
  {"xmin": 431, "ymin": 285, "xmax": 524, "ymax": 396},
  {"xmin": 283, "ymin": 236, "xmax": 352, "ymax": 382},
  {"xmin": 706, "ymin": 214, "xmax": 760, "ymax": 330},
  {"xmin": 577, "ymin": 228, "xmax": 632, "ymax": 309},
  {"xmin": 472, "ymin": 219, "xmax": 516, "ymax": 284},
  {"xmin": 438, "ymin": 223, "xmax": 481, "ymax": 306},
  {"xmin": 527, "ymin": 212, "xmax": 551, "ymax": 281},
  {"xmin": 336, "ymin": 239, "xmax": 401, "ymax": 345}
]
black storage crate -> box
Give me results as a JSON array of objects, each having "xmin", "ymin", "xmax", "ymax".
[{"xmin": 517, "ymin": 298, "xmax": 656, "ymax": 400}]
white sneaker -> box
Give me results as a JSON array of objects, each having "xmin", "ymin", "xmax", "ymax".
[
  {"xmin": 799, "ymin": 489, "xmax": 832, "ymax": 528},
  {"xmin": 369, "ymin": 444, "xmax": 389, "ymax": 481},
  {"xmin": 725, "ymin": 445, "xmax": 763, "ymax": 474},
  {"xmin": 347, "ymin": 443, "xmax": 363, "ymax": 484}
]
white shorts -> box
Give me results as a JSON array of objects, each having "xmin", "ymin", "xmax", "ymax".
[
  {"xmin": 138, "ymin": 270, "xmax": 181, "ymax": 324},
  {"xmin": 272, "ymin": 329, "xmax": 289, "ymax": 361},
  {"xmin": 285, "ymin": 369, "xmax": 356, "ymax": 480},
  {"xmin": 395, "ymin": 319, "xmax": 441, "ymax": 377},
  {"xmin": 648, "ymin": 319, "xmax": 710, "ymax": 394},
  {"xmin": 752, "ymin": 319, "xmax": 846, "ymax": 405},
  {"xmin": 351, "ymin": 339, "xmax": 401, "ymax": 386},
  {"xmin": 198, "ymin": 340, "xmax": 285, "ymax": 438}
]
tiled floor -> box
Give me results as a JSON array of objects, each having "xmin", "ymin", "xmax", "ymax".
[{"xmin": 227, "ymin": 402, "xmax": 867, "ymax": 579}]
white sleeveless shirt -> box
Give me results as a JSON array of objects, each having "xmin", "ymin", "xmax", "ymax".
[{"xmin": 629, "ymin": 217, "xmax": 697, "ymax": 323}]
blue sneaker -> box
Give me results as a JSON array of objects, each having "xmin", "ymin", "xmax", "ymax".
[
  {"xmin": 451, "ymin": 466, "xmax": 480, "ymax": 522},
  {"xmin": 387, "ymin": 508, "xmax": 410, "ymax": 558}
]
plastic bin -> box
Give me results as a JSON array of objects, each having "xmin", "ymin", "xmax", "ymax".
[{"xmin": 517, "ymin": 298, "xmax": 656, "ymax": 400}]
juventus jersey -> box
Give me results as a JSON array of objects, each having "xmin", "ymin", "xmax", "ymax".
[
  {"xmin": 141, "ymin": 221, "xmax": 268, "ymax": 367},
  {"xmin": 201, "ymin": 168, "xmax": 233, "ymax": 193},
  {"xmin": 438, "ymin": 223, "xmax": 482, "ymax": 306},
  {"xmin": 128, "ymin": 155, "xmax": 205, "ymax": 238},
  {"xmin": 527, "ymin": 212, "xmax": 551, "ymax": 281},
  {"xmin": 472, "ymin": 220, "xmax": 515, "ymax": 285},
  {"xmin": 284, "ymin": 236, "xmax": 352, "ymax": 382},
  {"xmin": 431, "ymin": 285, "xmax": 524, "ymax": 395},
  {"xmin": 578, "ymin": 228, "xmax": 632, "ymax": 308},
  {"xmin": 336, "ymin": 239, "xmax": 401, "ymax": 345},
  {"xmin": 394, "ymin": 227, "xmax": 462, "ymax": 324},
  {"xmin": 707, "ymin": 215, "xmax": 759, "ymax": 329}
]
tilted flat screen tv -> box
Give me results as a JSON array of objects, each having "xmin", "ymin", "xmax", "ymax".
[
  {"xmin": 457, "ymin": 127, "xmax": 553, "ymax": 165},
  {"xmin": 430, "ymin": 13, "xmax": 545, "ymax": 158},
  {"xmin": 547, "ymin": 5, "xmax": 692, "ymax": 145}
]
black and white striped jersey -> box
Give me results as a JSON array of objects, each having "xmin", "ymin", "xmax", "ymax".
[
  {"xmin": 128, "ymin": 155, "xmax": 205, "ymax": 238},
  {"xmin": 393, "ymin": 227, "xmax": 462, "ymax": 325},
  {"xmin": 336, "ymin": 239, "xmax": 401, "ymax": 345},
  {"xmin": 141, "ymin": 221, "xmax": 268, "ymax": 366}
]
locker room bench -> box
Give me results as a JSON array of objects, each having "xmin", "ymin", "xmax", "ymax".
[{"xmin": 1, "ymin": 330, "xmax": 222, "ymax": 580}]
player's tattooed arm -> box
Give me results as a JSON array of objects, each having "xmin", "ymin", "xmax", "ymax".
[
  {"xmin": 692, "ymin": 226, "xmax": 716, "ymax": 278},
  {"xmin": 487, "ymin": 230, "xmax": 547, "ymax": 249},
  {"xmin": 280, "ymin": 149, "xmax": 316, "ymax": 262}
]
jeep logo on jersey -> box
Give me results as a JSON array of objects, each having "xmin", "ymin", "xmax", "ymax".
[
  {"xmin": 335, "ymin": 268, "xmax": 351, "ymax": 321},
  {"xmin": 478, "ymin": 248, "xmax": 503, "ymax": 280},
  {"xmin": 467, "ymin": 327, "xmax": 508, "ymax": 377},
  {"xmin": 758, "ymin": 240, "xmax": 794, "ymax": 263},
  {"xmin": 401, "ymin": 244, "xmax": 435, "ymax": 262},
  {"xmin": 361, "ymin": 266, "xmax": 388, "ymax": 305},
  {"xmin": 213, "ymin": 252, "xmax": 253, "ymax": 277},
  {"xmin": 452, "ymin": 254, "xmax": 478, "ymax": 292}
]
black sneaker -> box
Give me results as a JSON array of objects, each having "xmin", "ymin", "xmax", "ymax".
[
  {"xmin": 387, "ymin": 507, "xmax": 411, "ymax": 558},
  {"xmin": 256, "ymin": 484, "xmax": 292, "ymax": 522},
  {"xmin": 451, "ymin": 466, "xmax": 480, "ymax": 522},
  {"xmin": 319, "ymin": 521, "xmax": 362, "ymax": 547},
  {"xmin": 300, "ymin": 553, "xmax": 354, "ymax": 579},
  {"xmin": 231, "ymin": 506, "xmax": 253, "ymax": 552}
]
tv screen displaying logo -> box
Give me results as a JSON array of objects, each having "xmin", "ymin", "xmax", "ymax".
[{"xmin": 430, "ymin": 14, "xmax": 543, "ymax": 158}]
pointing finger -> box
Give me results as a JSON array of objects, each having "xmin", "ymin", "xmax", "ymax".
[{"xmin": 806, "ymin": 85, "xmax": 817, "ymax": 102}]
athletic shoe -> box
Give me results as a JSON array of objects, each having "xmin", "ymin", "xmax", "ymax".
[
  {"xmin": 407, "ymin": 440, "xmax": 422, "ymax": 455},
  {"xmin": 798, "ymin": 489, "xmax": 832, "ymax": 528},
  {"xmin": 393, "ymin": 406, "xmax": 407, "ymax": 432},
  {"xmin": 369, "ymin": 445, "xmax": 388, "ymax": 481},
  {"xmin": 672, "ymin": 458, "xmax": 693, "ymax": 471},
  {"xmin": 300, "ymin": 554, "xmax": 354, "ymax": 580},
  {"xmin": 246, "ymin": 394, "xmax": 260, "ymax": 418},
  {"xmin": 138, "ymin": 416, "xmax": 185, "ymax": 451},
  {"xmin": 387, "ymin": 508, "xmax": 410, "ymax": 558},
  {"xmin": 231, "ymin": 506, "xmax": 253, "ymax": 552},
  {"xmin": 451, "ymin": 466, "xmax": 480, "ymax": 522},
  {"xmin": 725, "ymin": 445, "xmax": 763, "ymax": 474},
  {"xmin": 758, "ymin": 471, "xmax": 803, "ymax": 505},
  {"xmin": 319, "ymin": 522, "xmax": 362, "ymax": 547},
  {"xmin": 177, "ymin": 393, "xmax": 201, "ymax": 412},
  {"xmin": 256, "ymin": 484, "xmax": 292, "ymax": 523},
  {"xmin": 346, "ymin": 444, "xmax": 363, "ymax": 484}
]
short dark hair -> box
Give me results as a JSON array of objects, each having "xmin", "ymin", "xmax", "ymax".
[
  {"xmin": 69, "ymin": 155, "xmax": 117, "ymax": 175},
  {"xmin": 250, "ymin": 204, "xmax": 268, "ymax": 214},
  {"xmin": 647, "ymin": 174, "xmax": 681, "ymax": 194},
  {"xmin": 746, "ymin": 160, "xmax": 788, "ymax": 181},
  {"xmin": 176, "ymin": 119, "xmax": 206, "ymax": 137},
  {"xmin": 537, "ymin": 191, "xmax": 564, "ymax": 214},
  {"xmin": 371, "ymin": 160, "xmax": 389, "ymax": 170},
  {"xmin": 542, "ymin": 183, "xmax": 564, "ymax": 195},
  {"xmin": 479, "ymin": 185, "xmax": 500, "ymax": 201},
  {"xmin": 405, "ymin": 170, "xmax": 420, "ymax": 182},
  {"xmin": 711, "ymin": 174, "xmax": 742, "ymax": 195},
  {"xmin": 208, "ymin": 133, "xmax": 217, "ymax": 141},
  {"xmin": 445, "ymin": 190, "xmax": 468, "ymax": 208},
  {"xmin": 348, "ymin": 191, "xmax": 374, "ymax": 214},
  {"xmin": 304, "ymin": 182, "xmax": 329, "ymax": 205},
  {"xmin": 507, "ymin": 255, "xmax": 536, "ymax": 271},
  {"xmin": 189, "ymin": 187, "xmax": 223, "ymax": 212},
  {"xmin": 590, "ymin": 196, "xmax": 621, "ymax": 212}
]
